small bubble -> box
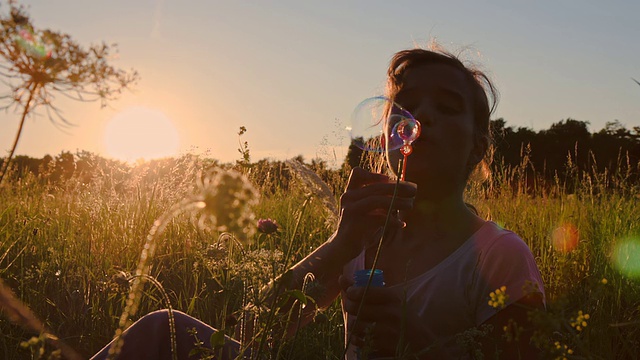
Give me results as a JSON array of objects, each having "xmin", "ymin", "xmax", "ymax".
[{"xmin": 612, "ymin": 237, "xmax": 640, "ymax": 278}]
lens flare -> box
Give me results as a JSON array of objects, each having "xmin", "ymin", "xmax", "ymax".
[
  {"xmin": 612, "ymin": 237, "xmax": 640, "ymax": 278},
  {"xmin": 551, "ymin": 223, "xmax": 579, "ymax": 253},
  {"xmin": 13, "ymin": 26, "xmax": 51, "ymax": 59},
  {"xmin": 347, "ymin": 96, "xmax": 420, "ymax": 153}
]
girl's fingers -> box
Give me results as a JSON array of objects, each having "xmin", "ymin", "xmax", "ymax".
[
  {"xmin": 346, "ymin": 167, "xmax": 390, "ymax": 190},
  {"xmin": 341, "ymin": 182, "xmax": 417, "ymax": 202},
  {"xmin": 338, "ymin": 275, "xmax": 354, "ymax": 292},
  {"xmin": 343, "ymin": 288, "xmax": 401, "ymax": 317},
  {"xmin": 343, "ymin": 195, "xmax": 414, "ymax": 215},
  {"xmin": 343, "ymin": 297, "xmax": 400, "ymax": 317}
]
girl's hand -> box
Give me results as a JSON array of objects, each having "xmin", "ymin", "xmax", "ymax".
[
  {"xmin": 340, "ymin": 275, "xmax": 421, "ymax": 357},
  {"xmin": 335, "ymin": 167, "xmax": 416, "ymax": 259}
]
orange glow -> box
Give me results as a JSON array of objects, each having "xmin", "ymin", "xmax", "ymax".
[
  {"xmin": 104, "ymin": 106, "xmax": 180, "ymax": 162},
  {"xmin": 552, "ymin": 223, "xmax": 579, "ymax": 253}
]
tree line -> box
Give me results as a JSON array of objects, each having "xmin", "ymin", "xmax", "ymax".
[
  {"xmin": 2, "ymin": 118, "xmax": 639, "ymax": 191},
  {"xmin": 491, "ymin": 119, "xmax": 639, "ymax": 182},
  {"xmin": 346, "ymin": 118, "xmax": 640, "ymax": 185}
]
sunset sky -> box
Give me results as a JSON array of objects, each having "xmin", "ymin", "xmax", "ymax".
[{"xmin": 1, "ymin": 1, "xmax": 639, "ymax": 166}]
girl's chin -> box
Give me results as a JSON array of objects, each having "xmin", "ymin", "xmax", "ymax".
[{"xmin": 403, "ymin": 170, "xmax": 456, "ymax": 187}]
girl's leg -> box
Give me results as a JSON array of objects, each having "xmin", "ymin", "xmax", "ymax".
[{"xmin": 91, "ymin": 309, "xmax": 241, "ymax": 360}]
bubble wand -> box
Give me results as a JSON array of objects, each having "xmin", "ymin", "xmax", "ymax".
[{"xmin": 392, "ymin": 115, "xmax": 421, "ymax": 181}]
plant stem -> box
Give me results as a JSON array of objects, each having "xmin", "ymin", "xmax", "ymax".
[
  {"xmin": 253, "ymin": 195, "xmax": 311, "ymax": 360},
  {"xmin": 0, "ymin": 83, "xmax": 37, "ymax": 186}
]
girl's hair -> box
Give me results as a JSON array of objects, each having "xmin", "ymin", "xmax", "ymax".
[{"xmin": 385, "ymin": 44, "xmax": 499, "ymax": 180}]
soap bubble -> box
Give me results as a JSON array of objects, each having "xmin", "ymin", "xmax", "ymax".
[{"xmin": 347, "ymin": 96, "xmax": 420, "ymax": 153}]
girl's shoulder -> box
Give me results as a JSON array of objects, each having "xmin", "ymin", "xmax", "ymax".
[{"xmin": 473, "ymin": 221, "xmax": 531, "ymax": 256}]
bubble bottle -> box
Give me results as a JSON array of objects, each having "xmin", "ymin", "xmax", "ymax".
[
  {"xmin": 353, "ymin": 269, "xmax": 385, "ymax": 287},
  {"xmin": 353, "ymin": 269, "xmax": 385, "ymax": 360}
]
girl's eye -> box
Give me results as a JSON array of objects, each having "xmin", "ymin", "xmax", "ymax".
[
  {"xmin": 438, "ymin": 103, "xmax": 460, "ymax": 115},
  {"xmin": 398, "ymin": 102, "xmax": 418, "ymax": 115}
]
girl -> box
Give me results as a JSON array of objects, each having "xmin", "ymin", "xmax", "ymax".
[
  {"xmin": 93, "ymin": 45, "xmax": 545, "ymax": 359},
  {"xmin": 337, "ymin": 47, "xmax": 546, "ymax": 358}
]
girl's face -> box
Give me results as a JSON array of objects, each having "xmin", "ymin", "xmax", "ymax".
[{"xmin": 386, "ymin": 63, "xmax": 485, "ymax": 198}]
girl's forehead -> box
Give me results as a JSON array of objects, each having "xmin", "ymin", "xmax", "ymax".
[{"xmin": 399, "ymin": 63, "xmax": 472, "ymax": 97}]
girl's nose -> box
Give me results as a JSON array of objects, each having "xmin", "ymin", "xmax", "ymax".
[{"xmin": 412, "ymin": 103, "xmax": 433, "ymax": 128}]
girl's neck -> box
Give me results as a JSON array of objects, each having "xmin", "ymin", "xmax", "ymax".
[{"xmin": 400, "ymin": 193, "xmax": 482, "ymax": 243}]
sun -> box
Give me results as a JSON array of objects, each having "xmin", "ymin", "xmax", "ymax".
[{"xmin": 104, "ymin": 106, "xmax": 180, "ymax": 162}]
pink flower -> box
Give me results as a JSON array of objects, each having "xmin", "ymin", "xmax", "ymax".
[{"xmin": 257, "ymin": 218, "xmax": 278, "ymax": 234}]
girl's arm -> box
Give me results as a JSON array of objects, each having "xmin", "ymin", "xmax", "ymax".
[{"xmin": 257, "ymin": 167, "xmax": 416, "ymax": 336}]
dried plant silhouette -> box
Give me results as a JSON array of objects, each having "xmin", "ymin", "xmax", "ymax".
[{"xmin": 0, "ymin": 2, "xmax": 138, "ymax": 184}]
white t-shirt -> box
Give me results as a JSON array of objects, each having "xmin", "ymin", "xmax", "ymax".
[{"xmin": 341, "ymin": 221, "xmax": 545, "ymax": 359}]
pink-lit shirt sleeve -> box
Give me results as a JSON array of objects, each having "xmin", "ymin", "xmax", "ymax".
[{"xmin": 472, "ymin": 232, "xmax": 546, "ymax": 325}]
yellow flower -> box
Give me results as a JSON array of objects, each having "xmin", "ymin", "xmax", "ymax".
[
  {"xmin": 570, "ymin": 310, "xmax": 590, "ymax": 332},
  {"xmin": 553, "ymin": 341, "xmax": 573, "ymax": 359},
  {"xmin": 488, "ymin": 286, "xmax": 509, "ymax": 309},
  {"xmin": 601, "ymin": 278, "xmax": 608, "ymax": 285}
]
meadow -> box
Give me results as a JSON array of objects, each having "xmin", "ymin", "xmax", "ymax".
[{"xmin": 1, "ymin": 152, "xmax": 639, "ymax": 359}]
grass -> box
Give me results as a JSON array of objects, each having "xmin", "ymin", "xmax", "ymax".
[{"xmin": 1, "ymin": 154, "xmax": 639, "ymax": 359}]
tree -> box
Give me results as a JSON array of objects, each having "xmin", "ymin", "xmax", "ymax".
[
  {"xmin": 0, "ymin": 2, "xmax": 138, "ymax": 184},
  {"xmin": 602, "ymin": 120, "xmax": 632, "ymax": 139}
]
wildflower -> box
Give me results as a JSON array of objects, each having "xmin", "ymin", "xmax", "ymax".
[
  {"xmin": 205, "ymin": 243, "xmax": 227, "ymax": 260},
  {"xmin": 193, "ymin": 168, "xmax": 259, "ymax": 238},
  {"xmin": 570, "ymin": 310, "xmax": 590, "ymax": 331},
  {"xmin": 601, "ymin": 278, "xmax": 608, "ymax": 285},
  {"xmin": 553, "ymin": 341, "xmax": 573, "ymax": 360},
  {"xmin": 257, "ymin": 218, "xmax": 279, "ymax": 234},
  {"xmin": 502, "ymin": 318, "xmax": 523, "ymax": 342},
  {"xmin": 488, "ymin": 286, "xmax": 509, "ymax": 309},
  {"xmin": 522, "ymin": 280, "xmax": 541, "ymax": 296},
  {"xmin": 455, "ymin": 325, "xmax": 492, "ymax": 359}
]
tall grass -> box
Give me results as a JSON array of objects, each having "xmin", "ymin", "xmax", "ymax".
[{"xmin": 0, "ymin": 153, "xmax": 639, "ymax": 359}]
